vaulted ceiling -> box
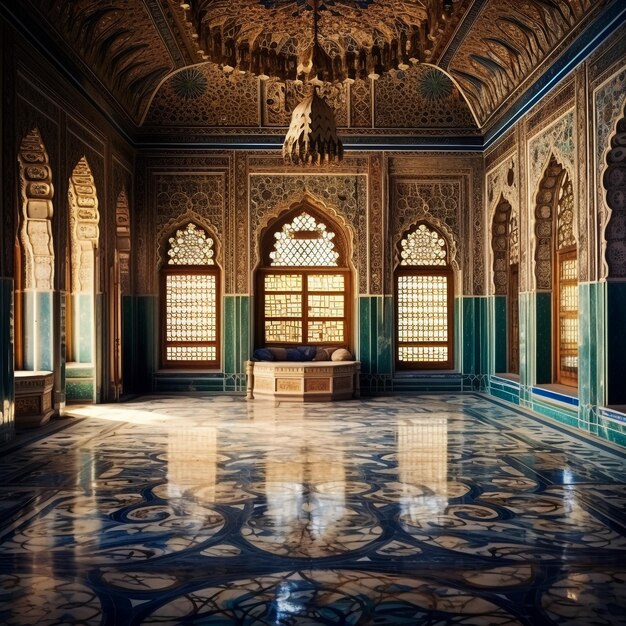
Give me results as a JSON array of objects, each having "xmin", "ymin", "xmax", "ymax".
[{"xmin": 20, "ymin": 0, "xmax": 612, "ymax": 132}]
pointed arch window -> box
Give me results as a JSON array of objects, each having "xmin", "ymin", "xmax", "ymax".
[
  {"xmin": 161, "ymin": 223, "xmax": 220, "ymax": 368},
  {"xmin": 555, "ymin": 173, "xmax": 578, "ymax": 386},
  {"xmin": 256, "ymin": 209, "xmax": 351, "ymax": 347},
  {"xmin": 396, "ymin": 223, "xmax": 454, "ymax": 370}
]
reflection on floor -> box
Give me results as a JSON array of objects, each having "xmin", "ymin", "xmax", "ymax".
[{"xmin": 0, "ymin": 394, "xmax": 625, "ymax": 625}]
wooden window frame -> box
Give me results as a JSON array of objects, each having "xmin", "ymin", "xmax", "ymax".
[
  {"xmin": 160, "ymin": 265, "xmax": 221, "ymax": 369},
  {"xmin": 554, "ymin": 246, "xmax": 578, "ymax": 387},
  {"xmin": 395, "ymin": 266, "xmax": 454, "ymax": 371},
  {"xmin": 508, "ymin": 262, "xmax": 519, "ymax": 375},
  {"xmin": 256, "ymin": 267, "xmax": 352, "ymax": 348}
]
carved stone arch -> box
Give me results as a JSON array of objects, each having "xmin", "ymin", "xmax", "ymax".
[
  {"xmin": 491, "ymin": 195, "xmax": 513, "ymax": 295},
  {"xmin": 255, "ymin": 192, "xmax": 356, "ymax": 274},
  {"xmin": 68, "ymin": 156, "xmax": 100, "ymax": 294},
  {"xmin": 115, "ymin": 188, "xmax": 131, "ymax": 295},
  {"xmin": 394, "ymin": 215, "xmax": 459, "ymax": 272},
  {"xmin": 17, "ymin": 128, "xmax": 55, "ymax": 290},
  {"xmin": 534, "ymin": 154, "xmax": 567, "ymax": 290},
  {"xmin": 603, "ymin": 101, "xmax": 626, "ymax": 280},
  {"xmin": 158, "ymin": 210, "xmax": 222, "ymax": 270}
]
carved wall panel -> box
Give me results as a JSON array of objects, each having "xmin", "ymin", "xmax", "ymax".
[
  {"xmin": 249, "ymin": 174, "xmax": 367, "ymax": 293},
  {"xmin": 375, "ymin": 66, "xmax": 476, "ymax": 129},
  {"xmin": 263, "ymin": 80, "xmax": 348, "ymax": 127},
  {"xmin": 115, "ymin": 190, "xmax": 131, "ymax": 296},
  {"xmin": 491, "ymin": 199, "xmax": 513, "ymax": 296},
  {"xmin": 350, "ymin": 79, "xmax": 371, "ymax": 128},
  {"xmin": 68, "ymin": 157, "xmax": 100, "ymax": 294},
  {"xmin": 145, "ymin": 65, "xmax": 259, "ymax": 127},
  {"xmin": 17, "ymin": 128, "xmax": 55, "ymax": 291},
  {"xmin": 389, "ymin": 154, "xmax": 483, "ymax": 295},
  {"xmin": 391, "ymin": 180, "xmax": 461, "ymax": 274},
  {"xmin": 154, "ymin": 174, "xmax": 225, "ymax": 275}
]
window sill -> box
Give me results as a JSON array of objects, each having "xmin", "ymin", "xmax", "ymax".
[
  {"xmin": 532, "ymin": 384, "xmax": 578, "ymax": 407},
  {"xmin": 494, "ymin": 373, "xmax": 520, "ymax": 382}
]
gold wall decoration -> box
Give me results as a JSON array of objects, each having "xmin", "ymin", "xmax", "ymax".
[{"xmin": 17, "ymin": 128, "xmax": 55, "ymax": 291}]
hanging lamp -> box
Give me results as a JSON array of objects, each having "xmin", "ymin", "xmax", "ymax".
[{"xmin": 282, "ymin": 0, "xmax": 343, "ymax": 165}]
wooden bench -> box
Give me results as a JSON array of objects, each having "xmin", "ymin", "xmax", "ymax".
[{"xmin": 246, "ymin": 360, "xmax": 360, "ymax": 402}]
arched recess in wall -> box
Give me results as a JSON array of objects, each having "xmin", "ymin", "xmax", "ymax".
[
  {"xmin": 534, "ymin": 155, "xmax": 578, "ymax": 387},
  {"xmin": 394, "ymin": 221, "xmax": 454, "ymax": 371},
  {"xmin": 110, "ymin": 189, "xmax": 131, "ymax": 399},
  {"xmin": 255, "ymin": 202, "xmax": 352, "ymax": 351},
  {"xmin": 603, "ymin": 101, "xmax": 626, "ymax": 405},
  {"xmin": 491, "ymin": 196, "xmax": 519, "ymax": 375},
  {"xmin": 159, "ymin": 221, "xmax": 221, "ymax": 369},
  {"xmin": 16, "ymin": 128, "xmax": 55, "ymax": 372},
  {"xmin": 67, "ymin": 157, "xmax": 100, "ymax": 402}
]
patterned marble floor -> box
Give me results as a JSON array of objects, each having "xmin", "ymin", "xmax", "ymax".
[{"xmin": 1, "ymin": 393, "xmax": 625, "ymax": 625}]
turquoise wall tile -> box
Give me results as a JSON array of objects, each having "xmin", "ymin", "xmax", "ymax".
[
  {"xmin": 358, "ymin": 296, "xmax": 393, "ymax": 377},
  {"xmin": 224, "ymin": 295, "xmax": 250, "ymax": 391},
  {"xmin": 535, "ymin": 293, "xmax": 552, "ymax": 384},
  {"xmin": 137, "ymin": 295, "xmax": 157, "ymax": 393},
  {"xmin": 0, "ymin": 278, "xmax": 15, "ymax": 443},
  {"xmin": 607, "ymin": 282, "xmax": 626, "ymax": 405},
  {"xmin": 494, "ymin": 295, "xmax": 507, "ymax": 374}
]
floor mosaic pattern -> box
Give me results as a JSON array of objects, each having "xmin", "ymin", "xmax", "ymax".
[{"xmin": 0, "ymin": 394, "xmax": 625, "ymax": 625}]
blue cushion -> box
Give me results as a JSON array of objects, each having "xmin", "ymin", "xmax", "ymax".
[
  {"xmin": 253, "ymin": 348, "xmax": 275, "ymax": 361},
  {"xmin": 285, "ymin": 348, "xmax": 302, "ymax": 361},
  {"xmin": 297, "ymin": 346, "xmax": 317, "ymax": 361}
]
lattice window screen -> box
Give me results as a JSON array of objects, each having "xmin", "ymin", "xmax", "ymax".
[
  {"xmin": 162, "ymin": 223, "xmax": 219, "ymax": 367},
  {"xmin": 269, "ymin": 212, "xmax": 339, "ymax": 267},
  {"xmin": 400, "ymin": 224, "xmax": 447, "ymax": 266}
]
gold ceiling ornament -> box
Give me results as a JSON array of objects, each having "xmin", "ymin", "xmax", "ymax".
[
  {"xmin": 282, "ymin": 86, "xmax": 343, "ymax": 165},
  {"xmin": 183, "ymin": 1, "xmax": 467, "ymax": 84}
]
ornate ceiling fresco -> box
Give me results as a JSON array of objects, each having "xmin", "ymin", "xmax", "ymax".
[{"xmin": 18, "ymin": 0, "xmax": 613, "ymax": 131}]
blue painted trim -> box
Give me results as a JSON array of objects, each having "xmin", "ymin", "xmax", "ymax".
[
  {"xmin": 134, "ymin": 138, "xmax": 484, "ymax": 151},
  {"xmin": 532, "ymin": 386, "xmax": 579, "ymax": 407},
  {"xmin": 476, "ymin": 393, "xmax": 626, "ymax": 459},
  {"xmin": 485, "ymin": 2, "xmax": 626, "ymax": 148},
  {"xmin": 599, "ymin": 406, "xmax": 626, "ymax": 426}
]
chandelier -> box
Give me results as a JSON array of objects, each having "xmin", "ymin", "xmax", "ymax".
[{"xmin": 282, "ymin": 0, "xmax": 343, "ymax": 165}]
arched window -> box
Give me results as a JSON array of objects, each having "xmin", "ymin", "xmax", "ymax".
[
  {"xmin": 161, "ymin": 222, "xmax": 220, "ymax": 368},
  {"xmin": 534, "ymin": 156, "xmax": 578, "ymax": 387},
  {"xmin": 256, "ymin": 208, "xmax": 351, "ymax": 347},
  {"xmin": 395, "ymin": 223, "xmax": 454, "ymax": 370}
]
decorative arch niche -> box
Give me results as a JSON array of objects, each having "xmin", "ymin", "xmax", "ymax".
[
  {"xmin": 491, "ymin": 196, "xmax": 519, "ymax": 374},
  {"xmin": 256, "ymin": 202, "xmax": 352, "ymax": 349}
]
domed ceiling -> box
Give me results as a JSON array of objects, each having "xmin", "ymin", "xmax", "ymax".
[{"xmin": 17, "ymin": 0, "xmax": 612, "ymax": 133}]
